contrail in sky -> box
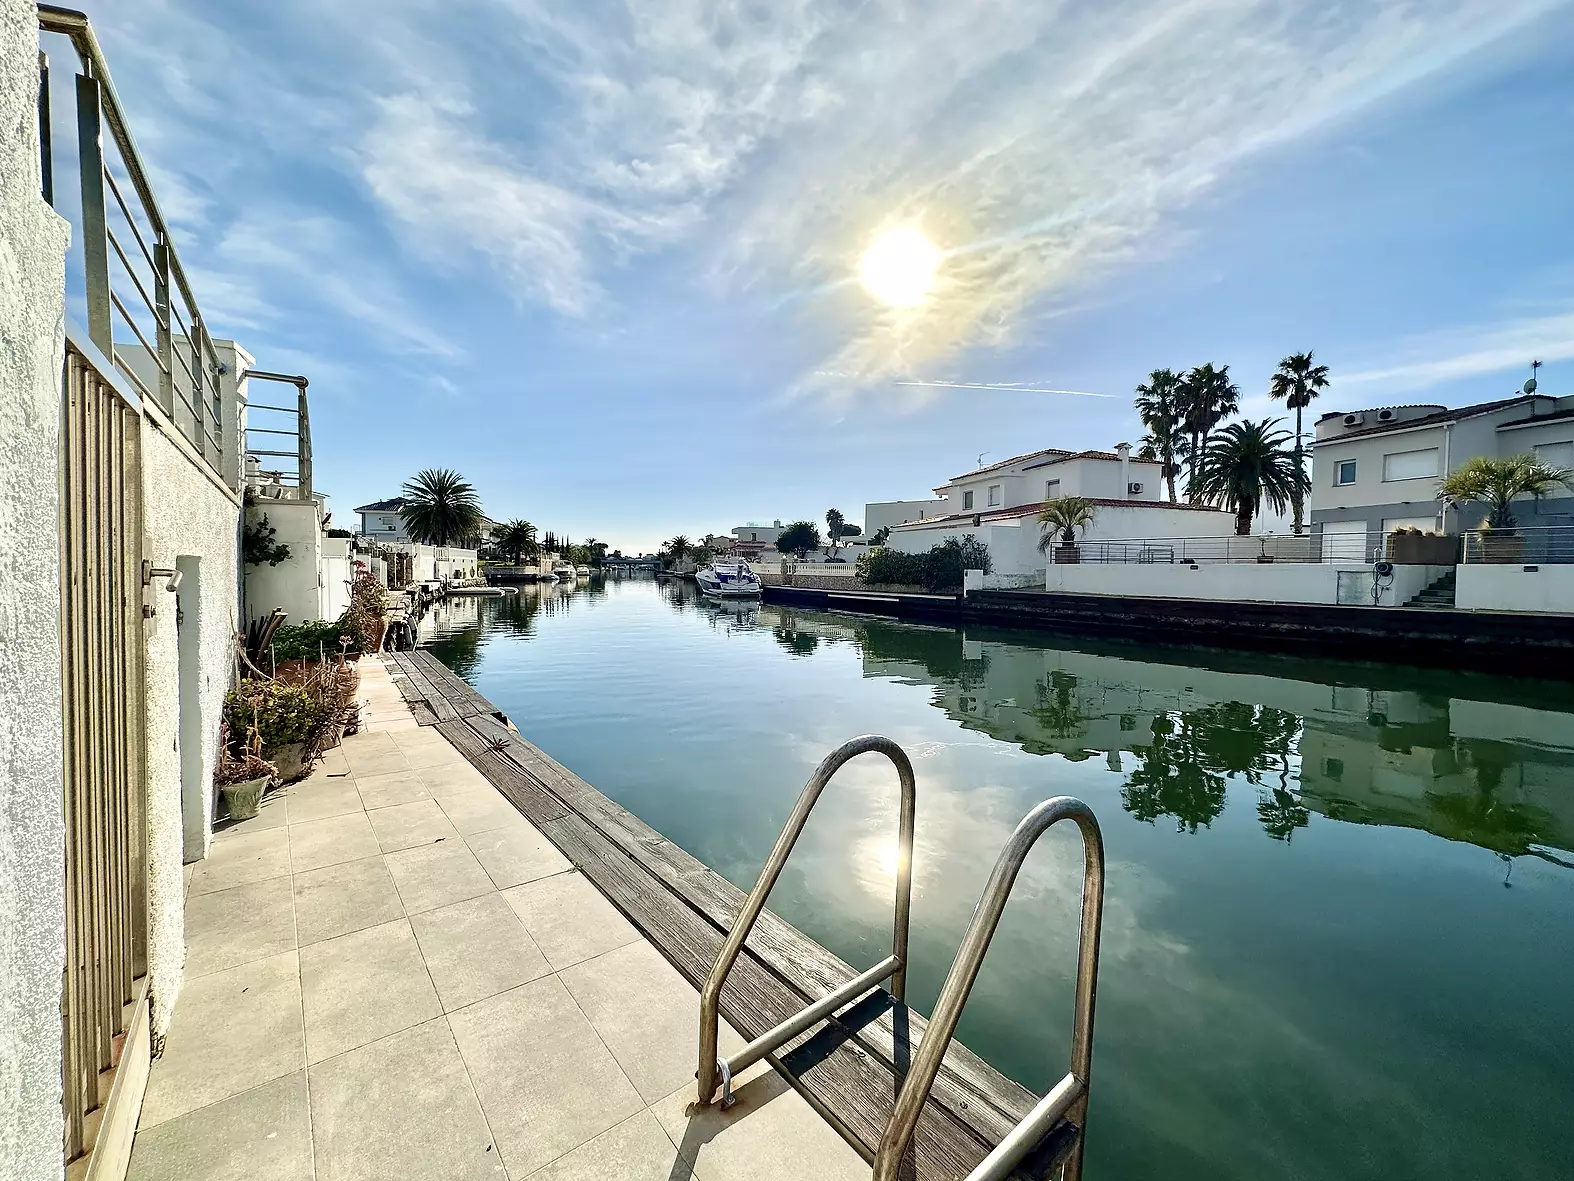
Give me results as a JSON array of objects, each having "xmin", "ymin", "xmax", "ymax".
[{"xmin": 891, "ymin": 379, "xmax": 1115, "ymax": 398}]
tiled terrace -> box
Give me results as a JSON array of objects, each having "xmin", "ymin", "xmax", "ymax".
[{"xmin": 129, "ymin": 659, "xmax": 865, "ymax": 1181}]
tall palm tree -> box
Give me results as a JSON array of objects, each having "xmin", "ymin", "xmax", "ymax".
[
  {"xmin": 495, "ymin": 519, "xmax": 538, "ymax": 564},
  {"xmin": 1193, "ymin": 418, "xmax": 1308, "ymax": 535},
  {"xmin": 1179, "ymin": 364, "xmax": 1241, "ymax": 501},
  {"xmin": 1268, "ymin": 351, "xmax": 1331, "ymax": 534},
  {"xmin": 1134, "ymin": 368, "xmax": 1186, "ymax": 502},
  {"xmin": 399, "ymin": 469, "xmax": 483, "ymax": 545},
  {"xmin": 825, "ymin": 508, "xmax": 845, "ymax": 556}
]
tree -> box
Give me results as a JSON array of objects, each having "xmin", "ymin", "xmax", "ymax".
[
  {"xmin": 665, "ymin": 535, "xmax": 692, "ymax": 562},
  {"xmin": 586, "ymin": 538, "xmax": 609, "ymax": 565},
  {"xmin": 870, "ymin": 525, "xmax": 892, "ymax": 546},
  {"xmin": 494, "ymin": 519, "xmax": 538, "ymax": 564},
  {"xmin": 1036, "ymin": 496, "xmax": 1098, "ymax": 552},
  {"xmin": 1134, "ymin": 368, "xmax": 1187, "ymax": 502},
  {"xmin": 1268, "ymin": 351, "xmax": 1331, "ymax": 534},
  {"xmin": 825, "ymin": 508, "xmax": 845, "ymax": 556},
  {"xmin": 399, "ymin": 469, "xmax": 483, "ymax": 545},
  {"xmin": 776, "ymin": 521, "xmax": 822, "ymax": 558},
  {"xmin": 1179, "ymin": 364, "xmax": 1240, "ymax": 501},
  {"xmin": 1193, "ymin": 418, "xmax": 1308, "ymax": 535},
  {"xmin": 1438, "ymin": 454, "xmax": 1573, "ymax": 531}
]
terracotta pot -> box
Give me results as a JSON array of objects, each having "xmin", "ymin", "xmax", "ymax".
[
  {"xmin": 1054, "ymin": 544, "xmax": 1082, "ymax": 565},
  {"xmin": 221, "ymin": 776, "xmax": 269, "ymax": 821}
]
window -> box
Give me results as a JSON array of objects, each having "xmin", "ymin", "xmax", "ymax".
[
  {"xmin": 1335, "ymin": 459, "xmax": 1357, "ymax": 486},
  {"xmin": 1534, "ymin": 440, "xmax": 1574, "ymax": 470},
  {"xmin": 1045, "ymin": 479, "xmax": 1061, "ymax": 499},
  {"xmin": 963, "ymin": 490, "xmax": 974, "ymax": 510},
  {"xmin": 1382, "ymin": 448, "xmax": 1439, "ymax": 482},
  {"xmin": 1323, "ymin": 757, "xmax": 1345, "ymax": 781},
  {"xmin": 987, "ymin": 484, "xmax": 1002, "ymax": 507},
  {"xmin": 750, "ymin": 532, "xmax": 757, "ymax": 541}
]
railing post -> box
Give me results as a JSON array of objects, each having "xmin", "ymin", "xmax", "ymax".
[
  {"xmin": 75, "ymin": 71, "xmax": 112, "ymax": 356},
  {"xmin": 297, "ymin": 379, "xmax": 313, "ymax": 498},
  {"xmin": 153, "ymin": 239, "xmax": 174, "ymax": 422}
]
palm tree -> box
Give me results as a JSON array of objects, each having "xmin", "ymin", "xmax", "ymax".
[
  {"xmin": 494, "ymin": 519, "xmax": 538, "ymax": 564},
  {"xmin": 1268, "ymin": 352, "xmax": 1331, "ymax": 534},
  {"xmin": 825, "ymin": 508, "xmax": 845, "ymax": 556},
  {"xmin": 1179, "ymin": 364, "xmax": 1241, "ymax": 501},
  {"xmin": 1193, "ymin": 418, "xmax": 1308, "ymax": 535},
  {"xmin": 1134, "ymin": 369, "xmax": 1187, "ymax": 502},
  {"xmin": 1036, "ymin": 496, "xmax": 1098, "ymax": 552},
  {"xmin": 399, "ymin": 469, "xmax": 483, "ymax": 545},
  {"xmin": 1438, "ymin": 455, "xmax": 1573, "ymax": 531},
  {"xmin": 665, "ymin": 535, "xmax": 692, "ymax": 562}
]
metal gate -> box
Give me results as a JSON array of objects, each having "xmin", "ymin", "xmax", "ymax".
[{"xmin": 58, "ymin": 339, "xmax": 148, "ymax": 1164}]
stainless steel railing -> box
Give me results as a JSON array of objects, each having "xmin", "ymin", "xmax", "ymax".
[
  {"xmin": 242, "ymin": 370, "xmax": 313, "ymax": 497},
  {"xmin": 697, "ymin": 735, "xmax": 916, "ymax": 1106},
  {"xmin": 39, "ymin": 5, "xmax": 226, "ymax": 474},
  {"xmin": 873, "ymin": 796, "xmax": 1105, "ymax": 1181},
  {"xmin": 1460, "ymin": 524, "xmax": 1574, "ymax": 565}
]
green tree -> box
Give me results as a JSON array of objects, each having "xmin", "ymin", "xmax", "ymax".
[
  {"xmin": 1179, "ymin": 364, "xmax": 1240, "ymax": 501},
  {"xmin": 399, "ymin": 469, "xmax": 483, "ymax": 545},
  {"xmin": 1134, "ymin": 368, "xmax": 1187, "ymax": 503},
  {"xmin": 1194, "ymin": 418, "xmax": 1308, "ymax": 535},
  {"xmin": 776, "ymin": 521, "xmax": 822, "ymax": 558},
  {"xmin": 1035, "ymin": 496, "xmax": 1098, "ymax": 552},
  {"xmin": 870, "ymin": 525, "xmax": 892, "ymax": 546},
  {"xmin": 494, "ymin": 519, "xmax": 538, "ymax": 564},
  {"xmin": 1438, "ymin": 454, "xmax": 1573, "ymax": 531},
  {"xmin": 825, "ymin": 508, "xmax": 846, "ymax": 557},
  {"xmin": 1268, "ymin": 351, "xmax": 1331, "ymax": 534},
  {"xmin": 665, "ymin": 535, "xmax": 692, "ymax": 564}
]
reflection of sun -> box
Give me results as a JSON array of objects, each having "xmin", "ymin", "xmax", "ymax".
[{"xmin": 858, "ymin": 226, "xmax": 940, "ymax": 306}]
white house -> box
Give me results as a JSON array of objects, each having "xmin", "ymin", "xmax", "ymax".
[
  {"xmin": 865, "ymin": 499, "xmax": 949, "ymax": 537},
  {"xmin": 357, "ymin": 496, "xmax": 414, "ymax": 541}
]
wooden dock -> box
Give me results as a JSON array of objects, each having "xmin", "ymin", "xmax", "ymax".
[{"xmin": 383, "ymin": 648, "xmax": 1070, "ymax": 1179}]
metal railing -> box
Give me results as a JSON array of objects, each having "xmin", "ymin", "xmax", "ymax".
[
  {"xmin": 38, "ymin": 5, "xmax": 225, "ymax": 474},
  {"xmin": 1461, "ymin": 524, "xmax": 1574, "ymax": 565},
  {"xmin": 242, "ymin": 370, "xmax": 313, "ymax": 497},
  {"xmin": 1072, "ymin": 532, "xmax": 1368, "ymax": 565},
  {"xmin": 697, "ymin": 736, "xmax": 916, "ymax": 1107},
  {"xmin": 874, "ymin": 796, "xmax": 1105, "ymax": 1181},
  {"xmin": 58, "ymin": 338, "xmax": 149, "ymax": 1164}
]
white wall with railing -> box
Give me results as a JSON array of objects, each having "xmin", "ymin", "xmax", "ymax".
[{"xmin": 1045, "ymin": 560, "xmax": 1453, "ymax": 606}]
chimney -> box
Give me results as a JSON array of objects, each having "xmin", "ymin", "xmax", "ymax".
[{"xmin": 1115, "ymin": 441, "xmax": 1131, "ymax": 498}]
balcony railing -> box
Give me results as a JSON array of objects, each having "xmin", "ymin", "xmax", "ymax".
[
  {"xmin": 1072, "ymin": 532, "xmax": 1372, "ymax": 565},
  {"xmin": 242, "ymin": 370, "xmax": 313, "ymax": 498},
  {"xmin": 1461, "ymin": 525, "xmax": 1574, "ymax": 565},
  {"xmin": 38, "ymin": 5, "xmax": 225, "ymax": 474}
]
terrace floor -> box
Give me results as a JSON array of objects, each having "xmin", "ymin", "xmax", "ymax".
[{"xmin": 128, "ymin": 658, "xmax": 866, "ymax": 1181}]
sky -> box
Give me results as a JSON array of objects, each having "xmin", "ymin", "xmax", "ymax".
[{"xmin": 69, "ymin": 0, "xmax": 1574, "ymax": 553}]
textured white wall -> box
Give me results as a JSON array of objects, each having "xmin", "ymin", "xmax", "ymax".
[
  {"xmin": 139, "ymin": 424, "xmax": 241, "ymax": 1032},
  {"xmin": 243, "ymin": 498, "xmax": 324, "ymax": 625},
  {"xmin": 1456, "ymin": 563, "xmax": 1574, "ymax": 613},
  {"xmin": 0, "ymin": 0, "xmax": 72, "ymax": 1172}
]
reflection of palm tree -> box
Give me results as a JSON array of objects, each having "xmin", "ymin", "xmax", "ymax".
[
  {"xmin": 1257, "ymin": 788, "xmax": 1310, "ymax": 843},
  {"xmin": 772, "ymin": 609, "xmax": 819, "ymax": 656},
  {"xmin": 1031, "ymin": 672, "xmax": 1087, "ymax": 739},
  {"xmin": 1121, "ymin": 714, "xmax": 1228, "ymax": 833}
]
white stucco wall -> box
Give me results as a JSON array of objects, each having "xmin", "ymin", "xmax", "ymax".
[
  {"xmin": 243, "ymin": 497, "xmax": 324, "ymax": 625},
  {"xmin": 864, "ymin": 499, "xmax": 949, "ymax": 535},
  {"xmin": 1, "ymin": 0, "xmax": 72, "ymax": 1168},
  {"xmin": 1456, "ymin": 563, "xmax": 1574, "ymax": 614},
  {"xmin": 140, "ymin": 423, "xmax": 242, "ymax": 1031},
  {"xmin": 1044, "ymin": 561, "xmax": 1451, "ymax": 606}
]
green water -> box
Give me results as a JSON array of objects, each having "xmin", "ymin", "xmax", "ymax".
[{"xmin": 422, "ymin": 577, "xmax": 1574, "ymax": 1181}]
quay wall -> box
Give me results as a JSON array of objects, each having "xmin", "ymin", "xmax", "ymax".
[
  {"xmin": 1044, "ymin": 561, "xmax": 1452, "ymax": 607},
  {"xmin": 1457, "ymin": 564, "xmax": 1574, "ymax": 613},
  {"xmin": 0, "ymin": 0, "xmax": 72, "ymax": 1166}
]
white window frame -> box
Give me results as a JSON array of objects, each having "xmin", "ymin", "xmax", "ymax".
[
  {"xmin": 1381, "ymin": 447, "xmax": 1439, "ymax": 483},
  {"xmin": 1045, "ymin": 479, "xmax": 1061, "ymax": 499},
  {"xmin": 963, "ymin": 490, "xmax": 974, "ymax": 510},
  {"xmin": 1334, "ymin": 459, "xmax": 1357, "ymax": 486},
  {"xmin": 987, "ymin": 483, "xmax": 1002, "ymax": 507}
]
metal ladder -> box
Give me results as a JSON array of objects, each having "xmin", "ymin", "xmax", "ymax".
[{"xmin": 697, "ymin": 736, "xmax": 1106, "ymax": 1181}]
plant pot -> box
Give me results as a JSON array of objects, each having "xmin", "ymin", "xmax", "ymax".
[
  {"xmin": 221, "ymin": 776, "xmax": 269, "ymax": 821},
  {"xmin": 269, "ymin": 742, "xmax": 311, "ymax": 783},
  {"xmin": 1478, "ymin": 532, "xmax": 1525, "ymax": 564},
  {"xmin": 1387, "ymin": 533, "xmax": 1460, "ymax": 564},
  {"xmin": 1054, "ymin": 544, "xmax": 1082, "ymax": 565},
  {"xmin": 1255, "ymin": 555, "xmax": 1275, "ymax": 564}
]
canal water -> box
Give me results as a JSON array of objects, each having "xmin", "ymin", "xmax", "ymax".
[{"xmin": 420, "ymin": 576, "xmax": 1574, "ymax": 1181}]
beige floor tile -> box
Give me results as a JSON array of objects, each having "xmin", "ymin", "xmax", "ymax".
[
  {"xmin": 342, "ymin": 746, "xmax": 412, "ymax": 777},
  {"xmin": 139, "ymin": 951, "xmax": 304, "ymax": 1127},
  {"xmin": 560, "ymin": 941, "xmax": 743, "ymax": 1104},
  {"xmin": 188, "ymin": 828, "xmax": 291, "ymax": 896},
  {"xmin": 408, "ymin": 893, "xmax": 551, "ymax": 1011},
  {"xmin": 384, "ymin": 841, "xmax": 495, "ymax": 915},
  {"xmin": 340, "ymin": 729, "xmax": 397, "ymax": 753},
  {"xmin": 288, "ymin": 812, "xmax": 381, "ymax": 873},
  {"xmin": 436, "ymin": 790, "xmax": 524, "ymax": 836},
  {"xmin": 293, "ymin": 855, "xmax": 405, "ymax": 946},
  {"xmin": 314, "ymin": 748, "xmax": 351, "ymax": 776},
  {"xmin": 521, "ymin": 1110, "xmax": 693, "ymax": 1181},
  {"xmin": 129, "ymin": 1070, "xmax": 313, "ymax": 1181},
  {"xmin": 367, "ymin": 799, "xmax": 461, "ymax": 852},
  {"xmin": 299, "ymin": 919, "xmax": 442, "ymax": 1063},
  {"xmin": 366, "ymin": 718, "xmax": 421, "ymax": 733},
  {"xmin": 184, "ymin": 875, "xmax": 297, "ymax": 979},
  {"xmin": 417, "ymin": 761, "xmax": 492, "ymax": 796},
  {"xmin": 216, "ymin": 789, "xmax": 289, "ymax": 833},
  {"xmin": 653, "ymin": 1063, "xmax": 867, "ymax": 1181},
  {"xmin": 283, "ymin": 777, "xmax": 363, "ymax": 825},
  {"xmin": 308, "ymin": 1018, "xmax": 500, "ymax": 1181},
  {"xmin": 353, "ymin": 768, "xmax": 432, "ymax": 810},
  {"xmin": 464, "ymin": 822, "xmax": 571, "ymax": 890},
  {"xmin": 447, "ymin": 976, "xmax": 643, "ymax": 1178},
  {"xmin": 502, "ymin": 871, "xmax": 641, "ymax": 970}
]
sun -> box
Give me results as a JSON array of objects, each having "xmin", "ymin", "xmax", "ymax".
[{"xmin": 858, "ymin": 226, "xmax": 940, "ymax": 307}]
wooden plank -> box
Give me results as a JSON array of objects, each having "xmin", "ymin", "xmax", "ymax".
[
  {"xmin": 386, "ymin": 651, "xmax": 459, "ymax": 723},
  {"xmin": 410, "ymin": 651, "xmax": 493, "ymax": 718},
  {"xmin": 434, "ymin": 720, "xmax": 567, "ymax": 826}
]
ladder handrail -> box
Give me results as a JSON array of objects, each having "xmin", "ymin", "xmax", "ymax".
[
  {"xmin": 873, "ymin": 796, "xmax": 1105, "ymax": 1181},
  {"xmin": 697, "ymin": 734, "xmax": 916, "ymax": 1104}
]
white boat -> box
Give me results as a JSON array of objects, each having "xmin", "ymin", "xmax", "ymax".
[
  {"xmin": 575, "ymin": 564, "xmax": 590, "ymax": 576},
  {"xmin": 552, "ymin": 562, "xmax": 576, "ymax": 580},
  {"xmin": 696, "ymin": 560, "xmax": 762, "ymax": 598}
]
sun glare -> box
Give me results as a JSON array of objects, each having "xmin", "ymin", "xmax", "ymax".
[{"xmin": 859, "ymin": 226, "xmax": 940, "ymax": 307}]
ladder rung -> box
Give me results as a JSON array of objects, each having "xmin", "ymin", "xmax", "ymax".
[
  {"xmin": 964, "ymin": 1070, "xmax": 1083, "ymax": 1181},
  {"xmin": 726, "ymin": 954, "xmax": 901, "ymax": 1077}
]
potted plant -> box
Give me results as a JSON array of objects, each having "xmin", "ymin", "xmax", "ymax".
[
  {"xmin": 1438, "ymin": 454, "xmax": 1572, "ymax": 564},
  {"xmin": 215, "ymin": 725, "xmax": 275, "ymax": 821},
  {"xmin": 1036, "ymin": 496, "xmax": 1098, "ymax": 564},
  {"xmin": 225, "ymin": 679, "xmax": 327, "ymax": 783},
  {"xmin": 1385, "ymin": 527, "xmax": 1460, "ymax": 565}
]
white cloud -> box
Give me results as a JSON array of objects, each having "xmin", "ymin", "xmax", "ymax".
[{"xmin": 1342, "ymin": 307, "xmax": 1574, "ymax": 391}]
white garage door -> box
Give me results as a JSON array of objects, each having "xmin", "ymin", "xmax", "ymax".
[{"xmin": 1320, "ymin": 519, "xmax": 1368, "ymax": 562}]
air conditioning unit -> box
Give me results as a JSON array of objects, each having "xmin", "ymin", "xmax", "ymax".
[
  {"xmin": 1127, "ymin": 482, "xmax": 1144, "ymax": 495},
  {"xmin": 1343, "ymin": 413, "xmax": 1365, "ymax": 427},
  {"xmin": 1377, "ymin": 409, "xmax": 1395, "ymax": 422}
]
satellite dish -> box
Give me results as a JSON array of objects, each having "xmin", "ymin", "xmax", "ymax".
[{"xmin": 1524, "ymin": 377, "xmax": 1538, "ymax": 394}]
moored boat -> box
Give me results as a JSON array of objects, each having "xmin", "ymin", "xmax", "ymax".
[{"xmin": 695, "ymin": 560, "xmax": 762, "ymax": 598}]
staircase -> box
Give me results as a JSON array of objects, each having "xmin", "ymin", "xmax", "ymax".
[{"xmin": 1405, "ymin": 569, "xmax": 1457, "ymax": 609}]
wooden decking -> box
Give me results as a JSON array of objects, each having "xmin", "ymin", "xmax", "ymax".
[{"xmin": 383, "ymin": 649, "xmax": 1068, "ymax": 1180}]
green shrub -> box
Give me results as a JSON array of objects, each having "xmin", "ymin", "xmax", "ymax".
[
  {"xmin": 269, "ymin": 620, "xmax": 347, "ymax": 662},
  {"xmin": 224, "ymin": 680, "xmax": 326, "ymax": 754},
  {"xmin": 861, "ymin": 536, "xmax": 991, "ymax": 592},
  {"xmin": 862, "ymin": 548, "xmax": 929, "ymax": 586}
]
